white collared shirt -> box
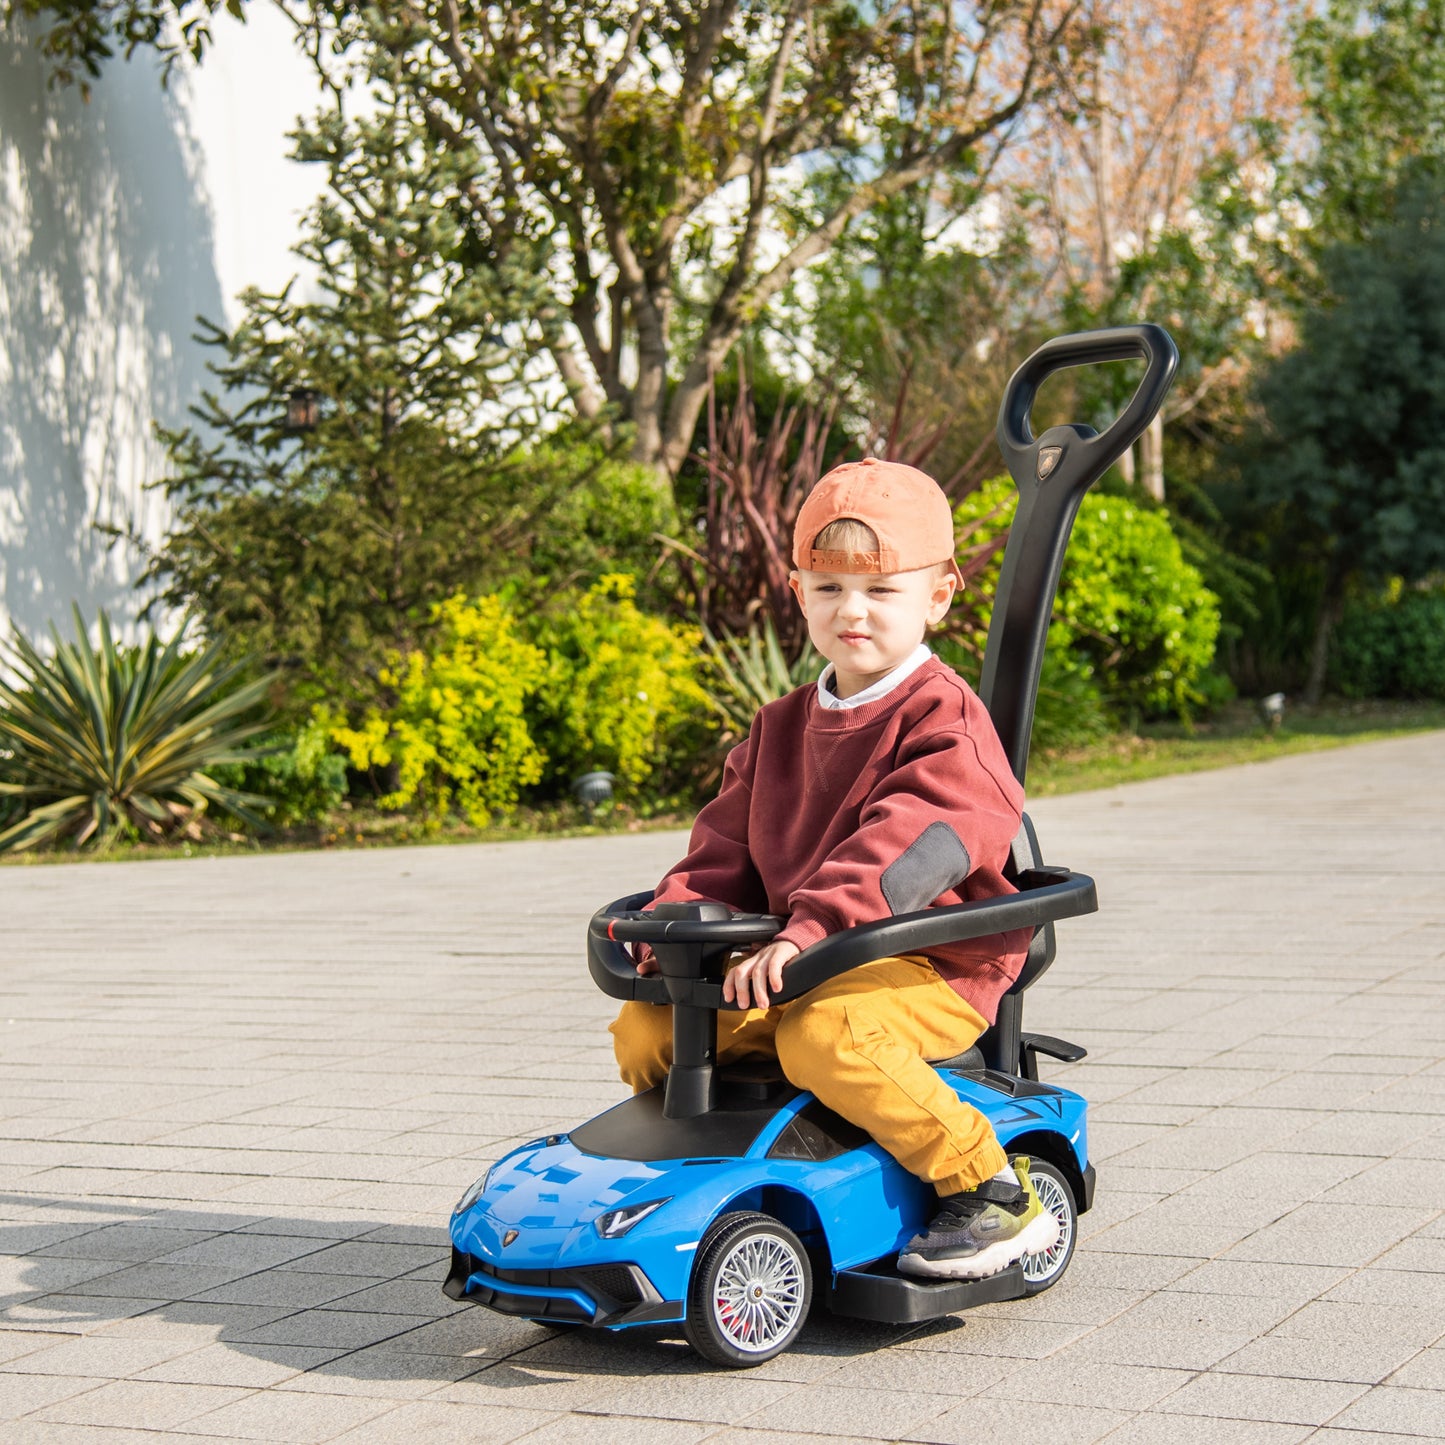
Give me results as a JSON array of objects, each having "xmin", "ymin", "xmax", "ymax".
[{"xmin": 816, "ymin": 644, "xmax": 933, "ymax": 711}]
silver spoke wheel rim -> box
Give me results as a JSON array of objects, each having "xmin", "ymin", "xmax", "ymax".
[
  {"xmin": 1021, "ymin": 1171, "xmax": 1073, "ymax": 1284},
  {"xmin": 712, "ymin": 1233, "xmax": 805, "ymax": 1352}
]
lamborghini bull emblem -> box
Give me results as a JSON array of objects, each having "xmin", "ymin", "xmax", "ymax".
[
  {"xmin": 1037, "ymin": 445, "xmax": 1063, "ymax": 480},
  {"xmin": 503, "ymin": 1229, "xmax": 520, "ymax": 1247}
]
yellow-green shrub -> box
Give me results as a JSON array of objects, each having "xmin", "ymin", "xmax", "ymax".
[
  {"xmin": 530, "ymin": 574, "xmax": 714, "ymax": 795},
  {"xmin": 330, "ymin": 595, "xmax": 548, "ymax": 826}
]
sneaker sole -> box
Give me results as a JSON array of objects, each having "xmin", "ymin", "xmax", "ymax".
[{"xmin": 896, "ymin": 1206, "xmax": 1062, "ymax": 1281}]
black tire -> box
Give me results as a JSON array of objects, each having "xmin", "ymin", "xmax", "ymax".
[
  {"xmin": 684, "ymin": 1211, "xmax": 812, "ymax": 1367},
  {"xmin": 1018, "ymin": 1157, "xmax": 1077, "ymax": 1295}
]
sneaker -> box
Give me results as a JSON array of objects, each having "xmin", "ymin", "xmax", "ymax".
[{"xmin": 897, "ymin": 1156, "xmax": 1060, "ymax": 1280}]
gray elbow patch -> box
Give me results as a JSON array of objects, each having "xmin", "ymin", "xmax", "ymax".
[{"xmin": 881, "ymin": 822, "xmax": 971, "ymax": 916}]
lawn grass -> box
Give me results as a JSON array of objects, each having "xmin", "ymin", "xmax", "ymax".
[
  {"xmin": 1028, "ymin": 698, "xmax": 1445, "ymax": 796},
  {"xmin": 4, "ymin": 699, "xmax": 1443, "ymax": 865}
]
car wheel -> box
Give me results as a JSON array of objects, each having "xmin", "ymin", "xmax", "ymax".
[
  {"xmin": 685, "ymin": 1211, "xmax": 812, "ymax": 1367},
  {"xmin": 1019, "ymin": 1157, "xmax": 1077, "ymax": 1294}
]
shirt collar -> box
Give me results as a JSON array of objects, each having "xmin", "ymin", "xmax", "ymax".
[{"xmin": 816, "ymin": 643, "xmax": 933, "ymax": 711}]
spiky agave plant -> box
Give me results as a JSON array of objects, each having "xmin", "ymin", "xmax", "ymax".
[
  {"xmin": 0, "ymin": 608, "xmax": 277, "ymax": 853},
  {"xmin": 703, "ymin": 615, "xmax": 821, "ymax": 749}
]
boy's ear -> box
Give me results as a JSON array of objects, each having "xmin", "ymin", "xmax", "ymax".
[
  {"xmin": 928, "ymin": 572, "xmax": 958, "ymax": 624},
  {"xmin": 788, "ymin": 571, "xmax": 806, "ymax": 612}
]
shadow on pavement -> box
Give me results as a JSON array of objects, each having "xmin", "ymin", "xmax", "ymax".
[{"xmin": 0, "ymin": 1194, "xmax": 922, "ymax": 1386}]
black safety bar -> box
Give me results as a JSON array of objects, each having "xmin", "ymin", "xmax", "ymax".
[{"xmin": 586, "ymin": 869, "xmax": 1097, "ymax": 1012}]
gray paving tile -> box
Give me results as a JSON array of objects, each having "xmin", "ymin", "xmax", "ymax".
[
  {"xmin": 1324, "ymin": 1384, "xmax": 1445, "ymax": 1435},
  {"xmin": 582, "ymin": 1375, "xmax": 794, "ymax": 1426},
  {"xmin": 325, "ymin": 1400, "xmax": 567, "ymax": 1442},
  {"xmin": 1153, "ymin": 1371, "xmax": 1368, "ymax": 1425},
  {"xmin": 427, "ymin": 1358, "xmax": 631, "ymax": 1410},
  {"xmin": 133, "ymin": 1342, "xmax": 343, "ymax": 1388},
  {"xmin": 1386, "ymin": 1344, "xmax": 1445, "ymax": 1390},
  {"xmin": 734, "ymin": 1382, "xmax": 950, "ymax": 1439},
  {"xmin": 1, "ymin": 1334, "xmax": 199, "ymax": 1380},
  {"xmin": 170, "ymin": 1387, "xmax": 398, "ymax": 1440},
  {"xmin": 1058, "ymin": 1326, "xmax": 1253, "ymax": 1371},
  {"xmin": 1304, "ymin": 1431, "xmax": 1442, "ymax": 1445},
  {"xmin": 30, "ymin": 1378, "xmax": 252, "ymax": 1429},
  {"xmin": 1216, "ymin": 1333, "xmax": 1423, "ymax": 1385},
  {"xmin": 0, "ymin": 1371, "xmax": 110, "ymax": 1421},
  {"xmin": 1097, "ymin": 1416, "xmax": 1312, "ymax": 1444},
  {"xmin": 983, "ymin": 1357, "xmax": 1189, "ymax": 1410},
  {"xmin": 188, "ymin": 1269, "xmax": 386, "ymax": 1310},
  {"xmin": 902, "ymin": 1395, "xmax": 1131, "ymax": 1444},
  {"xmin": 226, "ymin": 1308, "xmax": 435, "ymax": 1351},
  {"xmin": 274, "ymin": 1347, "xmax": 482, "ymax": 1397}
]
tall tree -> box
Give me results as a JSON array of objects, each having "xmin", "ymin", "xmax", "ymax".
[
  {"xmin": 1010, "ymin": 0, "xmax": 1297, "ymax": 498},
  {"xmin": 342, "ymin": 1, "xmax": 1094, "ymax": 482},
  {"xmin": 1291, "ymin": 0, "xmax": 1445, "ymax": 248},
  {"xmin": 14, "ymin": 0, "xmax": 1090, "ymax": 485},
  {"xmin": 148, "ymin": 55, "xmax": 602, "ymax": 707},
  {"xmin": 1242, "ymin": 174, "xmax": 1445, "ymax": 703}
]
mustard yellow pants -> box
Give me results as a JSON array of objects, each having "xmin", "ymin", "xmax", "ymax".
[{"xmin": 609, "ymin": 954, "xmax": 1007, "ymax": 1196}]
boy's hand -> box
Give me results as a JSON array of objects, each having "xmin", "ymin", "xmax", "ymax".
[
  {"xmin": 724, "ymin": 940, "xmax": 800, "ymax": 1010},
  {"xmin": 630, "ymin": 942, "xmax": 658, "ymax": 976}
]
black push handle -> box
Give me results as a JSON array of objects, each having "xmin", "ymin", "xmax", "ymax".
[
  {"xmin": 996, "ymin": 323, "xmax": 1178, "ymax": 496},
  {"xmin": 980, "ymin": 323, "xmax": 1179, "ymax": 786}
]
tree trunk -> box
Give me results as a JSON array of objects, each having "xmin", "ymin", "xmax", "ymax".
[
  {"xmin": 1117, "ymin": 444, "xmax": 1136, "ymax": 486},
  {"xmin": 629, "ymin": 371, "xmax": 666, "ymax": 473},
  {"xmin": 628, "ymin": 348, "xmax": 674, "ymax": 492},
  {"xmin": 658, "ymin": 359, "xmax": 721, "ymax": 482},
  {"xmin": 1304, "ymin": 572, "xmax": 1345, "ymax": 706},
  {"xmin": 1138, "ymin": 412, "xmax": 1165, "ymax": 501}
]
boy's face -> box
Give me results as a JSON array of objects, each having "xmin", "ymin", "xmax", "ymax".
[{"xmin": 788, "ymin": 565, "xmax": 956, "ymax": 700}]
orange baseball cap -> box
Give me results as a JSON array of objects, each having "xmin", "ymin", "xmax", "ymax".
[{"xmin": 792, "ymin": 458, "xmax": 964, "ymax": 584}]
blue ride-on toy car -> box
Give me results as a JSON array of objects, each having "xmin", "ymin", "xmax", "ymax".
[{"xmin": 445, "ymin": 325, "xmax": 1180, "ymax": 1367}]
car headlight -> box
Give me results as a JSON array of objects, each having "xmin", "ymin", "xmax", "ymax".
[
  {"xmin": 453, "ymin": 1164, "xmax": 495, "ymax": 1217},
  {"xmin": 595, "ymin": 1197, "xmax": 671, "ymax": 1239}
]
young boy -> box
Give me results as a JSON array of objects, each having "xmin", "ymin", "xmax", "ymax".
[{"xmin": 610, "ymin": 457, "xmax": 1059, "ymax": 1280}]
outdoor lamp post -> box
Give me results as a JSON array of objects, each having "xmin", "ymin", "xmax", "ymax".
[
  {"xmin": 285, "ymin": 387, "xmax": 321, "ymax": 433},
  {"xmin": 1259, "ymin": 692, "xmax": 1286, "ymax": 731},
  {"xmin": 571, "ymin": 771, "xmax": 616, "ymax": 812}
]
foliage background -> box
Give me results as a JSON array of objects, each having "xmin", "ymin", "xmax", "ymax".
[{"xmin": 5, "ymin": 0, "xmax": 1445, "ymax": 846}]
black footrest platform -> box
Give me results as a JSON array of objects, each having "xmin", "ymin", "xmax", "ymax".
[{"xmin": 827, "ymin": 1258, "xmax": 1026, "ymax": 1323}]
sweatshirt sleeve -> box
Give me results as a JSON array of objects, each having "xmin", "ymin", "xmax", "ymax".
[
  {"xmin": 772, "ymin": 722, "xmax": 1023, "ymax": 952},
  {"xmin": 650, "ymin": 724, "xmax": 768, "ymax": 914}
]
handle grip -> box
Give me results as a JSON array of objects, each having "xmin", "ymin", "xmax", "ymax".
[
  {"xmin": 586, "ymin": 893, "xmax": 784, "ymax": 1003},
  {"xmin": 997, "ymin": 323, "xmax": 1178, "ymax": 493}
]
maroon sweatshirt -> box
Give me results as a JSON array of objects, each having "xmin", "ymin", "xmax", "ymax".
[{"xmin": 653, "ymin": 657, "xmax": 1030, "ymax": 1022}]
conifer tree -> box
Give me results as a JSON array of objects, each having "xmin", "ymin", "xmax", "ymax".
[{"xmin": 150, "ymin": 53, "xmax": 599, "ymax": 708}]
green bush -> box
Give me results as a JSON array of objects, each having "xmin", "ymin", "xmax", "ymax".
[
  {"xmin": 1064, "ymin": 495, "xmax": 1222, "ymax": 718},
  {"xmin": 953, "ymin": 478, "xmax": 1222, "ymax": 720},
  {"xmin": 210, "ymin": 713, "xmax": 349, "ymax": 829},
  {"xmin": 330, "ymin": 594, "xmax": 549, "ymax": 827},
  {"xmin": 529, "ymin": 574, "xmax": 714, "ymax": 797},
  {"xmin": 1330, "ymin": 584, "xmax": 1445, "ymax": 699},
  {"xmin": 934, "ymin": 624, "xmax": 1113, "ymax": 754},
  {"xmin": 521, "ymin": 454, "xmax": 680, "ymax": 608}
]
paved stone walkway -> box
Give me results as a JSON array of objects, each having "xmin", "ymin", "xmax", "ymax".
[{"xmin": 2, "ymin": 731, "xmax": 1444, "ymax": 1443}]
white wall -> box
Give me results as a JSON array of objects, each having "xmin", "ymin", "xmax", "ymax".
[{"xmin": 0, "ymin": 10, "xmax": 322, "ymax": 645}]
